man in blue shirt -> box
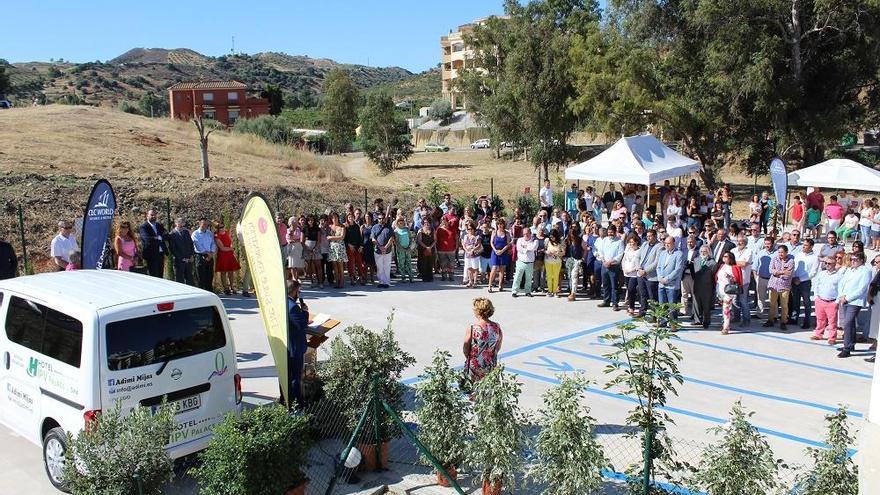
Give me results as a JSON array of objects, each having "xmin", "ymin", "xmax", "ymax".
[
  {"xmin": 811, "ymin": 256, "xmax": 842, "ymax": 343},
  {"xmin": 657, "ymin": 236, "xmax": 685, "ymax": 327},
  {"xmin": 836, "ymin": 252, "xmax": 873, "ymax": 358},
  {"xmin": 754, "ymin": 237, "xmax": 775, "ymax": 318},
  {"xmin": 597, "ymin": 225, "xmax": 624, "ymax": 311},
  {"xmin": 636, "ymin": 229, "xmax": 661, "ymax": 318},
  {"xmin": 286, "ymin": 279, "xmax": 309, "ymax": 407},
  {"xmin": 565, "ymin": 183, "xmax": 578, "ymax": 218},
  {"xmin": 191, "ymin": 217, "xmax": 216, "ymax": 292}
]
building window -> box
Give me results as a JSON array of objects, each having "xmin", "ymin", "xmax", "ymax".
[
  {"xmin": 203, "ymin": 92, "xmax": 214, "ymax": 103},
  {"xmin": 175, "ymin": 93, "xmax": 181, "ymax": 101},
  {"xmin": 228, "ymin": 110, "xmax": 240, "ymax": 124},
  {"xmin": 228, "ymin": 92, "xmax": 239, "ymax": 103},
  {"xmin": 204, "ymin": 110, "xmax": 216, "ymax": 120}
]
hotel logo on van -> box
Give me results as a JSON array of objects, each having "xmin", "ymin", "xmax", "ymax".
[
  {"xmin": 107, "ymin": 373, "xmax": 154, "ymax": 387},
  {"xmin": 208, "ymin": 352, "xmax": 228, "ymax": 380}
]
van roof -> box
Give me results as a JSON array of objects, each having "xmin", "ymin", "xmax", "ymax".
[{"xmin": 0, "ymin": 271, "xmax": 209, "ymax": 310}]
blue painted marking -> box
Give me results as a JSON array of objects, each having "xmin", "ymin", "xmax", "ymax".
[
  {"xmin": 744, "ymin": 330, "xmax": 837, "ymax": 348},
  {"xmin": 601, "ymin": 470, "xmax": 704, "ymax": 495},
  {"xmin": 630, "ymin": 329, "xmax": 873, "ymax": 380},
  {"xmin": 523, "ymin": 355, "xmax": 575, "ymax": 373},
  {"xmin": 504, "ymin": 366, "xmax": 833, "ymax": 450},
  {"xmin": 400, "ymin": 318, "xmax": 631, "ymax": 385},
  {"xmin": 546, "ymin": 345, "xmax": 864, "ymax": 418}
]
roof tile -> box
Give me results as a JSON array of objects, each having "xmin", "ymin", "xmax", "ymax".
[{"xmin": 168, "ymin": 80, "xmax": 248, "ymax": 90}]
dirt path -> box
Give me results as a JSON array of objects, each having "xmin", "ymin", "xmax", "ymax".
[{"xmin": 339, "ymin": 153, "xmax": 371, "ymax": 181}]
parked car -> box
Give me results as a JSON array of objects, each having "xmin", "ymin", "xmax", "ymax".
[
  {"xmin": 0, "ymin": 270, "xmax": 242, "ymax": 490},
  {"xmin": 425, "ymin": 142, "xmax": 450, "ymax": 152},
  {"xmin": 470, "ymin": 138, "xmax": 490, "ymax": 149},
  {"xmin": 0, "ymin": 100, "xmax": 13, "ymax": 109}
]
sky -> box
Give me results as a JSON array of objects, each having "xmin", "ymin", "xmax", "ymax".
[{"xmin": 0, "ymin": 1, "xmax": 520, "ymax": 73}]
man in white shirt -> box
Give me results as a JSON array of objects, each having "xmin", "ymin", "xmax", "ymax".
[
  {"xmin": 50, "ymin": 220, "xmax": 78, "ymax": 270},
  {"xmin": 583, "ymin": 186, "xmax": 595, "ymax": 213},
  {"xmin": 512, "ymin": 229, "xmax": 538, "ymax": 298},
  {"xmin": 790, "ymin": 238, "xmax": 820, "ymax": 328},
  {"xmin": 732, "ymin": 234, "xmax": 753, "ymax": 326},
  {"xmin": 539, "ymin": 180, "xmax": 553, "ymax": 217}
]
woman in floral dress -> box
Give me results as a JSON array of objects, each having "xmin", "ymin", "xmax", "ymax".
[
  {"xmin": 326, "ymin": 212, "xmax": 348, "ymax": 289},
  {"xmin": 463, "ymin": 298, "xmax": 503, "ymax": 383}
]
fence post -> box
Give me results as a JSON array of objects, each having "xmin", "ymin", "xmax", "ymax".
[
  {"xmin": 17, "ymin": 205, "xmax": 29, "ymax": 275},
  {"xmin": 133, "ymin": 473, "xmax": 144, "ymax": 495},
  {"xmin": 165, "ymin": 198, "xmax": 173, "ymax": 280},
  {"xmin": 364, "ymin": 188, "xmax": 368, "ymax": 214},
  {"xmin": 641, "ymin": 426, "xmax": 655, "ymax": 495},
  {"xmin": 324, "ymin": 397, "xmax": 373, "ymax": 495},
  {"xmin": 371, "ymin": 374, "xmax": 382, "ymax": 471},
  {"xmin": 490, "ymin": 177, "xmax": 494, "ymax": 199}
]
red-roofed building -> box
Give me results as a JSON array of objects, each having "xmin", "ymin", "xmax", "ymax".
[{"xmin": 168, "ymin": 80, "xmax": 270, "ymax": 127}]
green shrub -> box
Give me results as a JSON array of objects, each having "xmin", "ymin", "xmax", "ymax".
[
  {"xmin": 319, "ymin": 313, "xmax": 415, "ymax": 443},
  {"xmin": 528, "ymin": 374, "xmax": 607, "ymax": 495},
  {"xmin": 425, "ymin": 178, "xmax": 449, "ymax": 207},
  {"xmin": 794, "ymin": 408, "xmax": 858, "ymax": 495},
  {"xmin": 191, "ymin": 406, "xmax": 313, "ymax": 495},
  {"xmin": 414, "ymin": 350, "xmax": 470, "ymax": 469},
  {"xmin": 118, "ymin": 100, "xmax": 140, "ymax": 115},
  {"xmin": 234, "ymin": 115, "xmax": 303, "ymax": 145},
  {"xmin": 512, "ymin": 192, "xmax": 539, "ymax": 221},
  {"xmin": 63, "ymin": 403, "xmax": 175, "ymax": 495},
  {"xmin": 690, "ymin": 401, "xmax": 779, "ymax": 495}
]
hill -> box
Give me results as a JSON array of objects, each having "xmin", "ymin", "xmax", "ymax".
[
  {"xmin": 0, "ymin": 105, "xmax": 407, "ymax": 271},
  {"xmin": 2, "ymin": 48, "xmax": 425, "ymax": 109},
  {"xmin": 377, "ymin": 68, "xmax": 442, "ymax": 104}
]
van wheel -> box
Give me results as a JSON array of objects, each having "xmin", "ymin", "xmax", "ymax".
[{"xmin": 43, "ymin": 427, "xmax": 69, "ymax": 492}]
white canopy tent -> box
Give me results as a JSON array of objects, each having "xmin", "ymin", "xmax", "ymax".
[
  {"xmin": 787, "ymin": 158, "xmax": 880, "ymax": 192},
  {"xmin": 564, "ymin": 134, "xmax": 701, "ymax": 207}
]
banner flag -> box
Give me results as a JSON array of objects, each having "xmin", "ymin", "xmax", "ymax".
[
  {"xmin": 81, "ymin": 179, "xmax": 117, "ymax": 270},
  {"xmin": 239, "ymin": 193, "xmax": 290, "ymax": 407},
  {"xmin": 769, "ymin": 157, "xmax": 788, "ymax": 217}
]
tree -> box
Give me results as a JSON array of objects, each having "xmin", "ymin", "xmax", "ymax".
[
  {"xmin": 193, "ymin": 115, "xmax": 219, "ymax": 179},
  {"xmin": 321, "ymin": 69, "xmax": 360, "ymax": 153},
  {"xmin": 428, "ymin": 98, "xmax": 454, "ymax": 125},
  {"xmin": 459, "ymin": 0, "xmax": 600, "ymax": 179},
  {"xmin": 359, "ymin": 90, "xmax": 413, "ymax": 174},
  {"xmin": 602, "ymin": 302, "xmax": 685, "ymax": 492},
  {"xmin": 0, "ymin": 64, "xmax": 10, "ymax": 96},
  {"xmin": 138, "ymin": 92, "xmax": 169, "ymax": 117},
  {"xmin": 690, "ymin": 401, "xmax": 779, "ymax": 495},
  {"xmin": 796, "ymin": 408, "xmax": 859, "ymax": 495},
  {"xmin": 261, "ymin": 84, "xmax": 284, "ymax": 116}
]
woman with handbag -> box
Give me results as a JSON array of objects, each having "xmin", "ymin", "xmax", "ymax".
[
  {"xmin": 716, "ymin": 251, "xmax": 743, "ymax": 335},
  {"xmin": 462, "ymin": 298, "xmax": 502, "ymax": 385},
  {"xmin": 461, "ymin": 221, "xmax": 482, "ymax": 288}
]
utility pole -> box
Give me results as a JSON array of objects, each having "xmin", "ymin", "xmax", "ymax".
[{"xmin": 231, "ymin": 36, "xmax": 235, "ymax": 55}]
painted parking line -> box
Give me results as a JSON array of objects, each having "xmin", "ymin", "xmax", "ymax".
[
  {"xmin": 740, "ymin": 329, "xmax": 840, "ymax": 348},
  {"xmin": 630, "ymin": 329, "xmax": 873, "ymax": 380},
  {"xmin": 505, "ymin": 366, "xmax": 833, "ymax": 450},
  {"xmin": 546, "ymin": 345, "xmax": 864, "ymax": 418},
  {"xmin": 400, "ymin": 318, "xmax": 632, "ymax": 385}
]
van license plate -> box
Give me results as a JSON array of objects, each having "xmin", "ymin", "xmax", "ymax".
[{"xmin": 171, "ymin": 395, "xmax": 201, "ymax": 415}]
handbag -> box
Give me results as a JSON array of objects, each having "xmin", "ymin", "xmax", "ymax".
[
  {"xmin": 458, "ymin": 335, "xmax": 474, "ymax": 394},
  {"xmin": 724, "ymin": 281, "xmax": 740, "ymax": 295}
]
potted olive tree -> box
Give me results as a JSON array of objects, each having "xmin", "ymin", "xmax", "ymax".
[
  {"xmin": 191, "ymin": 405, "xmax": 313, "ymax": 495},
  {"xmin": 465, "ymin": 365, "xmax": 527, "ymax": 495},
  {"xmin": 64, "ymin": 403, "xmax": 175, "ymax": 495},
  {"xmin": 414, "ymin": 350, "xmax": 470, "ymax": 486},
  {"xmin": 320, "ymin": 313, "xmax": 415, "ymax": 471},
  {"xmin": 527, "ymin": 373, "xmax": 608, "ymax": 494}
]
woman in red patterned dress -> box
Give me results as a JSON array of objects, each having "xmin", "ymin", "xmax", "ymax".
[
  {"xmin": 463, "ymin": 297, "xmax": 503, "ymax": 383},
  {"xmin": 214, "ymin": 220, "xmax": 241, "ymax": 295}
]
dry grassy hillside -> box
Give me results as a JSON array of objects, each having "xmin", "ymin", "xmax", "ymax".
[{"xmin": 0, "ymin": 105, "xmax": 401, "ymax": 271}]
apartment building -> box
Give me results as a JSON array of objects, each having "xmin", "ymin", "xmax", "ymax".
[
  {"xmin": 168, "ymin": 81, "xmax": 270, "ymax": 127},
  {"xmin": 440, "ymin": 19, "xmax": 486, "ymax": 110}
]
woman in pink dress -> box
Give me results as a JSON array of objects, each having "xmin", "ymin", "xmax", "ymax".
[
  {"xmin": 114, "ymin": 220, "xmax": 138, "ymax": 271},
  {"xmin": 214, "ymin": 221, "xmax": 242, "ymax": 295},
  {"xmin": 462, "ymin": 298, "xmax": 503, "ymax": 383}
]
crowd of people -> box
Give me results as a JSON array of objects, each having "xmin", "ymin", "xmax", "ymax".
[{"xmin": 0, "ymin": 179, "xmax": 877, "ymax": 363}]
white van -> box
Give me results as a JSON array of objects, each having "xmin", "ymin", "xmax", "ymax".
[{"xmin": 0, "ymin": 270, "xmax": 242, "ymax": 490}]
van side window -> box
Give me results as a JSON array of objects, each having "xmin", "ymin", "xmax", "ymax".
[{"xmin": 5, "ymin": 296, "xmax": 83, "ymax": 368}]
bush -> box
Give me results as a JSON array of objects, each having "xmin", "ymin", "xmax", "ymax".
[
  {"xmin": 428, "ymin": 98, "xmax": 454, "ymax": 125},
  {"xmin": 414, "ymin": 350, "xmax": 470, "ymax": 469},
  {"xmin": 234, "ymin": 115, "xmax": 303, "ymax": 146},
  {"xmin": 63, "ymin": 403, "xmax": 174, "ymax": 495},
  {"xmin": 191, "ymin": 405, "xmax": 313, "ymax": 495},
  {"xmin": 319, "ymin": 313, "xmax": 415, "ymax": 443},
  {"xmin": 512, "ymin": 192, "xmax": 539, "ymax": 222},
  {"xmin": 425, "ymin": 177, "xmax": 449, "ymax": 207},
  {"xmin": 794, "ymin": 408, "xmax": 858, "ymax": 495},
  {"xmin": 118, "ymin": 100, "xmax": 140, "ymax": 115}
]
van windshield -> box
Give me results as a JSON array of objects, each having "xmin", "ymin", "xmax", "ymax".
[{"xmin": 105, "ymin": 306, "xmax": 226, "ymax": 371}]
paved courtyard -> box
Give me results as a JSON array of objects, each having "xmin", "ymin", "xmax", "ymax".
[{"xmin": 2, "ymin": 272, "xmax": 875, "ymax": 494}]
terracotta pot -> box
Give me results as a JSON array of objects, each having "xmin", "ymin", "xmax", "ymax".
[
  {"xmin": 283, "ymin": 479, "xmax": 309, "ymax": 495},
  {"xmin": 356, "ymin": 441, "xmax": 390, "ymax": 472},
  {"xmin": 436, "ymin": 466, "xmax": 458, "ymax": 487},
  {"xmin": 482, "ymin": 479, "xmax": 502, "ymax": 495}
]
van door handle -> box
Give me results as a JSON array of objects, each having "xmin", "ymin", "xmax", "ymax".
[{"xmin": 3, "ymin": 352, "xmax": 8, "ymax": 370}]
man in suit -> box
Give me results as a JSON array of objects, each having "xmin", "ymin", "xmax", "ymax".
[
  {"xmin": 167, "ymin": 218, "xmax": 195, "ymax": 286},
  {"xmin": 138, "ymin": 209, "xmax": 167, "ymax": 278},
  {"xmin": 680, "ymin": 234, "xmax": 700, "ymax": 319},
  {"xmin": 286, "ymin": 279, "xmax": 309, "ymax": 407},
  {"xmin": 709, "ymin": 228, "xmax": 735, "ymax": 267},
  {"xmin": 0, "ymin": 234, "xmax": 18, "ymax": 280}
]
